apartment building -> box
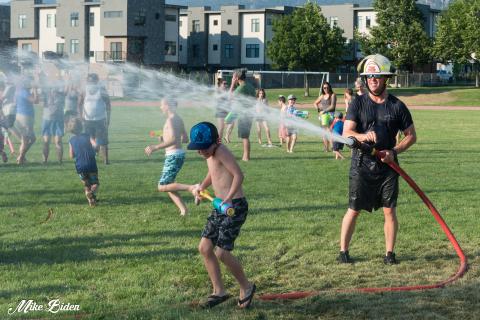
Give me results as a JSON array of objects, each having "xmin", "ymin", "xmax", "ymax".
[
  {"xmin": 10, "ymin": 0, "xmax": 184, "ymax": 66},
  {"xmin": 179, "ymin": 5, "xmax": 294, "ymax": 71},
  {"xmin": 0, "ymin": 4, "xmax": 12, "ymax": 47}
]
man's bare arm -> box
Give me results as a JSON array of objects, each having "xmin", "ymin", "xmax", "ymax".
[
  {"xmin": 343, "ymin": 119, "xmax": 376, "ymax": 143},
  {"xmin": 395, "ymin": 124, "xmax": 417, "ymax": 154}
]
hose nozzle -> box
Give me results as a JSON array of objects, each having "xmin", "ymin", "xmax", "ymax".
[{"xmin": 347, "ymin": 136, "xmax": 376, "ymax": 156}]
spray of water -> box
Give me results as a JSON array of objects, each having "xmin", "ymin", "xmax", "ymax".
[{"xmin": 0, "ymin": 51, "xmax": 353, "ymax": 146}]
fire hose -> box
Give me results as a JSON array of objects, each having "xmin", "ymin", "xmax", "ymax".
[{"xmin": 259, "ymin": 138, "xmax": 468, "ymax": 300}]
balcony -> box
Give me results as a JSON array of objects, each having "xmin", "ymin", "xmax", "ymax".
[
  {"xmin": 95, "ymin": 51, "xmax": 126, "ymax": 63},
  {"xmin": 34, "ymin": 0, "xmax": 57, "ymax": 4}
]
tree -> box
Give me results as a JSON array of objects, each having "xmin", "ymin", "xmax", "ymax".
[
  {"xmin": 266, "ymin": 2, "xmax": 346, "ymax": 95},
  {"xmin": 356, "ymin": 0, "xmax": 432, "ymax": 72},
  {"xmin": 433, "ymin": 0, "xmax": 480, "ymax": 87}
]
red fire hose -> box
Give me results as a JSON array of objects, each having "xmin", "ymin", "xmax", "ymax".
[{"xmin": 259, "ymin": 149, "xmax": 468, "ymax": 300}]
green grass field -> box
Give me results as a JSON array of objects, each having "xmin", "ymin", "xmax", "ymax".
[{"xmin": 0, "ymin": 105, "xmax": 479, "ymax": 319}]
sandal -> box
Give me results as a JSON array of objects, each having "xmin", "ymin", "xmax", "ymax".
[
  {"xmin": 238, "ymin": 283, "xmax": 256, "ymax": 309},
  {"xmin": 201, "ymin": 294, "xmax": 230, "ymax": 309}
]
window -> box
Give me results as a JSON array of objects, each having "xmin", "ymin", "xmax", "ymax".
[
  {"xmin": 246, "ymin": 44, "xmax": 259, "ymax": 58},
  {"xmin": 18, "ymin": 15, "xmax": 27, "ymax": 29},
  {"xmin": 21, "ymin": 43, "xmax": 32, "ymax": 51},
  {"xmin": 134, "ymin": 9, "xmax": 146, "ymax": 26},
  {"xmin": 110, "ymin": 42, "xmax": 122, "ymax": 60},
  {"xmin": 330, "ymin": 16, "xmax": 338, "ymax": 28},
  {"xmin": 47, "ymin": 14, "xmax": 55, "ymax": 28},
  {"xmin": 56, "ymin": 43, "xmax": 64, "ymax": 54},
  {"xmin": 70, "ymin": 12, "xmax": 79, "ymax": 27},
  {"xmin": 179, "ymin": 44, "xmax": 183, "ymax": 51},
  {"xmin": 251, "ymin": 18, "xmax": 260, "ymax": 32},
  {"xmin": 104, "ymin": 11, "xmax": 123, "ymax": 18},
  {"xmin": 89, "ymin": 51, "xmax": 94, "ymax": 57},
  {"xmin": 213, "ymin": 19, "xmax": 218, "ymax": 26},
  {"xmin": 0, "ymin": 20, "xmax": 8, "ymax": 35},
  {"xmin": 366, "ymin": 16, "xmax": 371, "ymax": 28},
  {"xmin": 357, "ymin": 16, "xmax": 363, "ymax": 29},
  {"xmin": 267, "ymin": 18, "xmax": 273, "ymax": 26},
  {"xmin": 192, "ymin": 20, "xmax": 200, "ymax": 32},
  {"xmin": 227, "ymin": 19, "xmax": 232, "ymax": 25},
  {"xmin": 155, "ymin": 13, "xmax": 160, "ymax": 20},
  {"xmin": 165, "ymin": 14, "xmax": 177, "ymax": 22},
  {"xmin": 179, "ymin": 20, "xmax": 183, "ymax": 27},
  {"xmin": 213, "ymin": 44, "xmax": 218, "ymax": 51},
  {"xmin": 89, "ymin": 12, "xmax": 95, "ymax": 26},
  {"xmin": 70, "ymin": 39, "xmax": 79, "ymax": 54},
  {"xmin": 192, "ymin": 44, "xmax": 199, "ymax": 58},
  {"xmin": 224, "ymin": 44, "xmax": 233, "ymax": 59},
  {"xmin": 165, "ymin": 41, "xmax": 176, "ymax": 56}
]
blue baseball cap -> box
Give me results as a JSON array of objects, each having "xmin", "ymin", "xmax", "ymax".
[{"xmin": 187, "ymin": 122, "xmax": 219, "ymax": 150}]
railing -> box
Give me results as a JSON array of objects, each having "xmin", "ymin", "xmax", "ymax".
[
  {"xmin": 34, "ymin": 0, "xmax": 57, "ymax": 4},
  {"xmin": 95, "ymin": 51, "xmax": 126, "ymax": 63}
]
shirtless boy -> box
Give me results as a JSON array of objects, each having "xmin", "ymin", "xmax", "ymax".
[{"xmin": 188, "ymin": 122, "xmax": 255, "ymax": 309}]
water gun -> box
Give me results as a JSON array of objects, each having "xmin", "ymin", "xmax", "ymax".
[
  {"xmin": 149, "ymin": 130, "xmax": 163, "ymax": 137},
  {"xmin": 224, "ymin": 112, "xmax": 238, "ymax": 124},
  {"xmin": 199, "ymin": 190, "xmax": 235, "ymax": 217},
  {"xmin": 294, "ymin": 110, "xmax": 309, "ymax": 119}
]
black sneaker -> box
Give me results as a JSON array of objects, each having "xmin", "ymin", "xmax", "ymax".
[
  {"xmin": 337, "ymin": 251, "xmax": 354, "ymax": 264},
  {"xmin": 384, "ymin": 251, "xmax": 398, "ymax": 265}
]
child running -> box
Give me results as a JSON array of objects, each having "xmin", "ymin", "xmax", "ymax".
[
  {"xmin": 144, "ymin": 98, "xmax": 191, "ymax": 216},
  {"xmin": 330, "ymin": 112, "xmax": 345, "ymax": 160},
  {"xmin": 68, "ymin": 118, "xmax": 99, "ymax": 207},
  {"xmin": 188, "ymin": 122, "xmax": 255, "ymax": 309}
]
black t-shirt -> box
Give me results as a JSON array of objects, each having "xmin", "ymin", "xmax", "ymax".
[{"xmin": 346, "ymin": 94, "xmax": 413, "ymax": 150}]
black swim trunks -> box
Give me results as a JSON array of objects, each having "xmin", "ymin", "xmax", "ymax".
[
  {"xmin": 201, "ymin": 197, "xmax": 248, "ymax": 251},
  {"xmin": 349, "ymin": 150, "xmax": 399, "ymax": 212}
]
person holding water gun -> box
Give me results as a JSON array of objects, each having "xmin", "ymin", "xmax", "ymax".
[{"xmin": 188, "ymin": 122, "xmax": 255, "ymax": 309}]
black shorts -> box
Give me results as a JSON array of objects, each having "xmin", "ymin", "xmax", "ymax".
[
  {"xmin": 84, "ymin": 119, "xmax": 108, "ymax": 146},
  {"xmin": 333, "ymin": 142, "xmax": 344, "ymax": 151},
  {"xmin": 201, "ymin": 198, "xmax": 248, "ymax": 251},
  {"xmin": 349, "ymin": 153, "xmax": 399, "ymax": 212},
  {"xmin": 237, "ymin": 116, "xmax": 253, "ymax": 139}
]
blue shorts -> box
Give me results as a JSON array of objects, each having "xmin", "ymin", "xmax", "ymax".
[
  {"xmin": 158, "ymin": 151, "xmax": 185, "ymax": 185},
  {"xmin": 79, "ymin": 172, "xmax": 99, "ymax": 187},
  {"xmin": 42, "ymin": 119, "xmax": 64, "ymax": 137}
]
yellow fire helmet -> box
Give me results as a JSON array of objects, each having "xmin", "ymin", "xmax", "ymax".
[{"xmin": 358, "ymin": 54, "xmax": 396, "ymax": 76}]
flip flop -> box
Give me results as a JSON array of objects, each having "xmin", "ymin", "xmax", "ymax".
[
  {"xmin": 201, "ymin": 294, "xmax": 230, "ymax": 309},
  {"xmin": 238, "ymin": 283, "xmax": 256, "ymax": 309}
]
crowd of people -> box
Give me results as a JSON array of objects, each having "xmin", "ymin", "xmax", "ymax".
[
  {"xmin": 1, "ymin": 54, "xmax": 417, "ymax": 309},
  {"xmin": 0, "ymin": 70, "xmax": 111, "ymax": 206}
]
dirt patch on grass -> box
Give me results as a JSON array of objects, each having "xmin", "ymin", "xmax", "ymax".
[{"xmin": 396, "ymin": 92, "xmax": 456, "ymax": 106}]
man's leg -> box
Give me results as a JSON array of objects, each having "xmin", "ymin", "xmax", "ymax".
[
  {"xmin": 340, "ymin": 208, "xmax": 360, "ymax": 252},
  {"xmin": 42, "ymin": 136, "xmax": 50, "ymax": 163},
  {"xmin": 383, "ymin": 207, "xmax": 398, "ymax": 254},
  {"xmin": 99, "ymin": 145, "xmax": 109, "ymax": 164},
  {"xmin": 54, "ymin": 135, "xmax": 63, "ymax": 163},
  {"xmin": 198, "ymin": 238, "xmax": 227, "ymax": 296},
  {"xmin": 242, "ymin": 138, "xmax": 250, "ymax": 161}
]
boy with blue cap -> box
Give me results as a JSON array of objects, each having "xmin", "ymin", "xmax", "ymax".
[{"xmin": 188, "ymin": 122, "xmax": 255, "ymax": 309}]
